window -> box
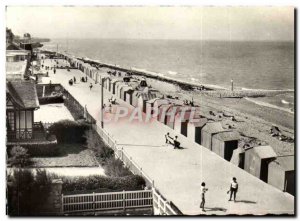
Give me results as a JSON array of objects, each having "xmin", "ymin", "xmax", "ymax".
[{"xmin": 7, "ymin": 112, "xmax": 14, "ymax": 131}]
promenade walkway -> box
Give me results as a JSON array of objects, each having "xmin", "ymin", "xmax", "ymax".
[{"xmin": 41, "ymin": 59, "xmax": 294, "ymax": 215}]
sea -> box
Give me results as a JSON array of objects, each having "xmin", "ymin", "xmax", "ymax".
[{"xmin": 42, "ymin": 39, "xmax": 294, "ymax": 111}]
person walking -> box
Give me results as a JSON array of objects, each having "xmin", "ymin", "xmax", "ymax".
[
  {"xmin": 228, "ymin": 177, "xmax": 238, "ymax": 202},
  {"xmin": 200, "ymin": 182, "xmax": 208, "ymax": 212},
  {"xmin": 73, "ymin": 76, "xmax": 76, "ymax": 84},
  {"xmin": 89, "ymin": 83, "xmax": 93, "ymax": 90}
]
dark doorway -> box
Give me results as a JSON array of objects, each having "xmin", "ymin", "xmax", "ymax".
[
  {"xmin": 238, "ymin": 152, "xmax": 245, "ymax": 169},
  {"xmin": 260, "ymin": 159, "xmax": 271, "ymax": 182},
  {"xmin": 224, "ymin": 140, "xmax": 238, "ymax": 161},
  {"xmin": 181, "ymin": 121, "xmax": 188, "ymax": 136},
  {"xmin": 195, "ymin": 127, "xmax": 202, "ymax": 144},
  {"xmin": 285, "ymin": 171, "xmax": 295, "ymax": 196}
]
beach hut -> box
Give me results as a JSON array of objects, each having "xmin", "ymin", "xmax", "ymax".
[
  {"xmin": 146, "ymin": 98, "xmax": 161, "ymax": 118},
  {"xmin": 137, "ymin": 92, "xmax": 159, "ymax": 113},
  {"xmin": 167, "ymin": 105, "xmax": 186, "ymax": 130},
  {"xmin": 230, "ymin": 147, "xmax": 246, "ymax": 169},
  {"xmin": 187, "ymin": 117, "xmax": 208, "ymax": 145},
  {"xmin": 201, "ymin": 122, "xmax": 228, "ymax": 150},
  {"xmin": 244, "ymin": 145, "xmax": 277, "ymax": 182},
  {"xmin": 132, "ymin": 91, "xmax": 141, "ymax": 107},
  {"xmin": 120, "ymin": 85, "xmax": 133, "ymax": 101},
  {"xmin": 157, "ymin": 103, "xmax": 173, "ymax": 124},
  {"xmin": 115, "ymin": 81, "xmax": 125, "ymax": 98},
  {"xmin": 211, "ymin": 130, "xmax": 240, "ymax": 161},
  {"xmin": 125, "ymin": 89, "xmax": 135, "ymax": 105},
  {"xmin": 268, "ymin": 156, "xmax": 294, "ymax": 195},
  {"xmin": 174, "ymin": 107, "xmax": 201, "ymax": 135},
  {"xmin": 153, "ymin": 99, "xmax": 170, "ymax": 120}
]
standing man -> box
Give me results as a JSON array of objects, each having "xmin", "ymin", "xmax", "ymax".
[
  {"xmin": 200, "ymin": 182, "xmax": 208, "ymax": 212},
  {"xmin": 89, "ymin": 83, "xmax": 93, "ymax": 90},
  {"xmin": 228, "ymin": 177, "xmax": 238, "ymax": 202}
]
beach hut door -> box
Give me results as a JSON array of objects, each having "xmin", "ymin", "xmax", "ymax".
[{"xmin": 181, "ymin": 121, "xmax": 188, "ymax": 136}]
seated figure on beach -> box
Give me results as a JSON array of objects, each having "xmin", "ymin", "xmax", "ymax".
[{"xmin": 165, "ymin": 134, "xmax": 181, "ymax": 149}]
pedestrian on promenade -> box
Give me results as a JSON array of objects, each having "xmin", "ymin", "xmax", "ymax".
[
  {"xmin": 53, "ymin": 68, "xmax": 56, "ymax": 74},
  {"xmin": 89, "ymin": 83, "xmax": 93, "ymax": 90},
  {"xmin": 200, "ymin": 182, "xmax": 208, "ymax": 212},
  {"xmin": 228, "ymin": 177, "xmax": 238, "ymax": 202},
  {"xmin": 73, "ymin": 77, "xmax": 76, "ymax": 84},
  {"xmin": 85, "ymin": 76, "xmax": 88, "ymax": 82}
]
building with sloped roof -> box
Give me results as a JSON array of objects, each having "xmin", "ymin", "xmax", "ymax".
[
  {"xmin": 6, "ymin": 81, "xmax": 56, "ymax": 146},
  {"xmin": 268, "ymin": 155, "xmax": 294, "ymax": 196},
  {"xmin": 244, "ymin": 145, "xmax": 277, "ymax": 182},
  {"xmin": 212, "ymin": 130, "xmax": 240, "ymax": 161}
]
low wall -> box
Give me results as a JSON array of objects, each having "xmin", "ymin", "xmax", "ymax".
[{"xmin": 39, "ymin": 179, "xmax": 63, "ymax": 215}]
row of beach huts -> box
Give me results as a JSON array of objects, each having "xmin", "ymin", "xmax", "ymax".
[{"xmin": 56, "ymin": 52, "xmax": 294, "ymax": 196}]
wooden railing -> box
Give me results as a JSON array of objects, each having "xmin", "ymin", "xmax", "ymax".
[{"xmin": 62, "ymin": 190, "xmax": 153, "ymax": 214}]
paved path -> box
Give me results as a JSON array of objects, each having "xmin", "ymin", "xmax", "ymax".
[{"xmin": 41, "ymin": 59, "xmax": 294, "ymax": 215}]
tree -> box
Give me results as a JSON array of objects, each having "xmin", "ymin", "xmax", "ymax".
[{"xmin": 8, "ymin": 146, "xmax": 31, "ymax": 167}]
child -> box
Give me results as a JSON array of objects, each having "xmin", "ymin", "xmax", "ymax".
[{"xmin": 200, "ymin": 182, "xmax": 208, "ymax": 212}]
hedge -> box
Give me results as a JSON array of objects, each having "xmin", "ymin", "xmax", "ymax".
[
  {"xmin": 62, "ymin": 175, "xmax": 146, "ymax": 194},
  {"xmin": 7, "ymin": 143, "xmax": 59, "ymax": 158},
  {"xmin": 38, "ymin": 95, "xmax": 64, "ymax": 104},
  {"xmin": 48, "ymin": 120, "xmax": 90, "ymax": 143}
]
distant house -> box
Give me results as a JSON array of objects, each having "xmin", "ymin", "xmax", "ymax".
[
  {"xmin": 268, "ymin": 155, "xmax": 294, "ymax": 196},
  {"xmin": 6, "ymin": 49, "xmax": 31, "ymax": 81},
  {"xmin": 201, "ymin": 121, "xmax": 228, "ymax": 150},
  {"xmin": 187, "ymin": 117, "xmax": 208, "ymax": 145},
  {"xmin": 6, "ymin": 50, "xmax": 30, "ymax": 62},
  {"xmin": 6, "ymin": 81, "xmax": 55, "ymax": 146},
  {"xmin": 244, "ymin": 145, "xmax": 277, "ymax": 182},
  {"xmin": 211, "ymin": 131, "xmax": 240, "ymax": 161}
]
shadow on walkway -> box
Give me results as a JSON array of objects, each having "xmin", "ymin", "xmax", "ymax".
[
  {"xmin": 234, "ymin": 200, "xmax": 257, "ymax": 204},
  {"xmin": 205, "ymin": 207, "xmax": 227, "ymax": 212}
]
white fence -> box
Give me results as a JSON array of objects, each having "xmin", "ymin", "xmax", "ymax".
[{"xmin": 62, "ymin": 190, "xmax": 153, "ymax": 214}]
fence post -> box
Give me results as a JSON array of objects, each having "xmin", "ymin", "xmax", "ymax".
[
  {"xmin": 93, "ymin": 192, "xmax": 95, "ymax": 214},
  {"xmin": 61, "ymin": 194, "xmax": 64, "ymax": 214},
  {"xmin": 123, "ymin": 190, "xmax": 126, "ymax": 213}
]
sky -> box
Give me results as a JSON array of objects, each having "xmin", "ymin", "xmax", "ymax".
[{"xmin": 6, "ymin": 6, "xmax": 294, "ymax": 41}]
